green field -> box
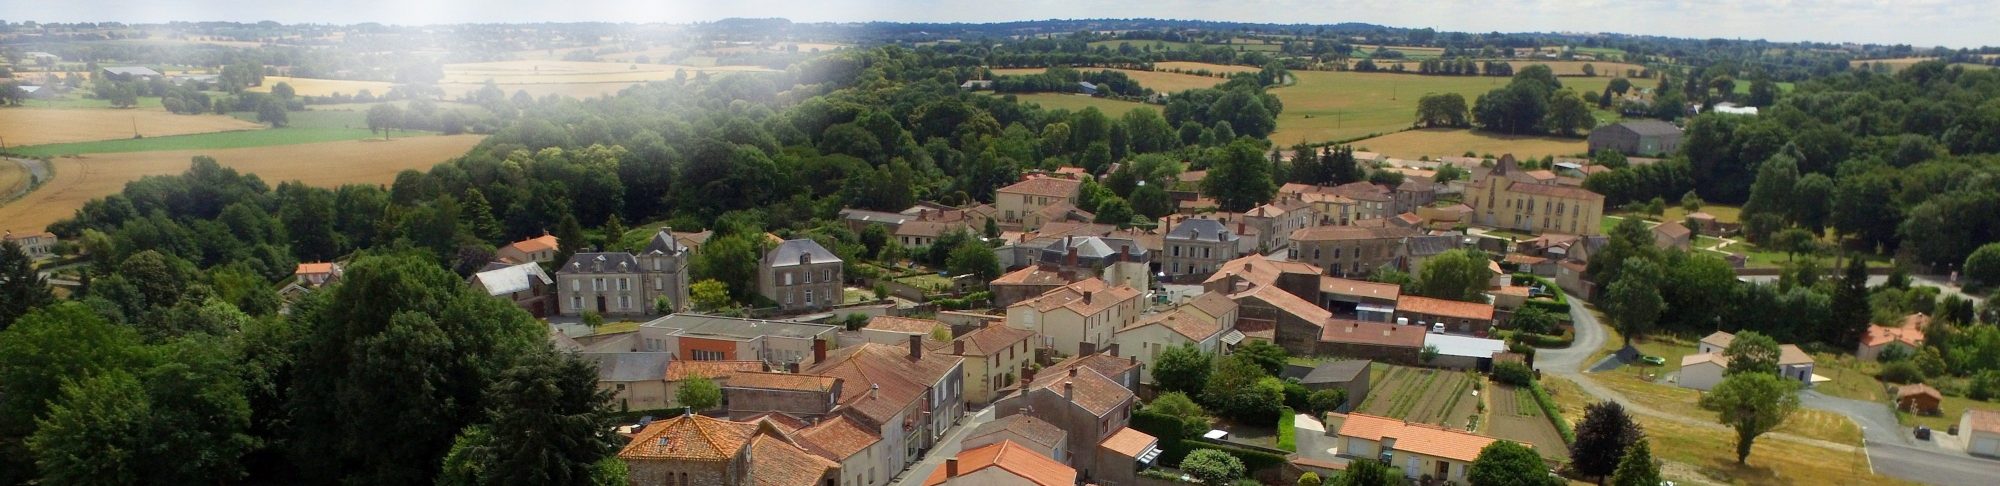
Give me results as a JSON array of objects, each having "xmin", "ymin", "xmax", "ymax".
[
  {"xmin": 1268, "ymin": 71, "xmax": 1656, "ymax": 145},
  {"xmin": 994, "ymin": 93, "xmax": 1157, "ymax": 116}
]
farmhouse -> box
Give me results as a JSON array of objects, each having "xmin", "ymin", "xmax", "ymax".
[
  {"xmin": 1323, "ymin": 412, "xmax": 1513, "ymax": 484},
  {"xmin": 996, "ymin": 175, "xmax": 1083, "ymax": 227},
  {"xmin": 1859, "ymin": 313, "xmax": 1928, "ymax": 361},
  {"xmin": 758, "ymin": 239, "xmax": 844, "ymax": 313},
  {"xmin": 1587, "ymin": 119, "xmax": 1683, "ymax": 156},
  {"xmin": 1962, "ymin": 409, "xmax": 2000, "ymax": 458},
  {"xmin": 1466, "ymin": 155, "xmax": 1607, "ymax": 236},
  {"xmin": 495, "ymin": 231, "xmax": 560, "ymax": 264},
  {"xmin": 1, "ymin": 230, "xmax": 58, "ymax": 259},
  {"xmin": 1290, "ymin": 225, "xmax": 1422, "ymax": 278}
]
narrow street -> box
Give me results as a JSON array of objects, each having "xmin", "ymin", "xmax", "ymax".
[{"xmin": 888, "ymin": 406, "xmax": 995, "ymax": 486}]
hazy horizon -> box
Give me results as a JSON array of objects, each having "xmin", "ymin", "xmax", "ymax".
[{"xmin": 3, "ymin": 0, "xmax": 1997, "ymax": 49}]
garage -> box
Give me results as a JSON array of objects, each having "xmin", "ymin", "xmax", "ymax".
[{"xmin": 1960, "ymin": 409, "xmax": 2000, "ymax": 457}]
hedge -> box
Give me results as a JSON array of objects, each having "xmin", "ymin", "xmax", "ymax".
[
  {"xmin": 1277, "ymin": 407, "xmax": 1297, "ymax": 452},
  {"xmin": 1529, "ymin": 381, "xmax": 1575, "ymax": 444},
  {"xmin": 1179, "ymin": 440, "xmax": 1289, "ymax": 474},
  {"xmin": 1133, "ymin": 410, "xmax": 1197, "ymax": 464}
]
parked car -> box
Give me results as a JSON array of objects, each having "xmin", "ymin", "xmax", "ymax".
[
  {"xmin": 1641, "ymin": 355, "xmax": 1667, "ymax": 366},
  {"xmin": 1431, "ymin": 323, "xmax": 1445, "ymax": 334},
  {"xmin": 1915, "ymin": 426, "xmax": 1932, "ymax": 441}
]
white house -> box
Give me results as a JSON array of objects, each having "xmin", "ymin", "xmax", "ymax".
[
  {"xmin": 1698, "ymin": 330, "xmax": 1734, "ymax": 355},
  {"xmin": 1678, "ymin": 353, "xmax": 1728, "ymax": 391},
  {"xmin": 1113, "ymin": 298, "xmax": 1233, "ymax": 384}
]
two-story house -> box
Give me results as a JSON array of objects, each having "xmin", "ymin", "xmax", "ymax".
[
  {"xmin": 991, "ymin": 352, "xmax": 1158, "ymax": 485},
  {"xmin": 996, "ymin": 175, "xmax": 1084, "ymax": 228},
  {"xmin": 495, "ymin": 231, "xmax": 560, "ymax": 264},
  {"xmin": 1467, "ymin": 155, "xmax": 1607, "ymax": 236},
  {"xmin": 1005, "ymin": 278, "xmax": 1143, "ymax": 358},
  {"xmin": 1290, "ymin": 225, "xmax": 1422, "ymax": 278},
  {"xmin": 1323, "ymin": 412, "xmax": 1511, "ymax": 485},
  {"xmin": 759, "ymin": 239, "xmax": 845, "ymax": 313},
  {"xmin": 618, "ymin": 413, "xmax": 840, "ymax": 486},
  {"xmin": 1, "ymin": 230, "xmax": 58, "ymax": 259},
  {"xmin": 555, "ymin": 228, "xmax": 692, "ymax": 316},
  {"xmin": 1242, "ymin": 197, "xmax": 1318, "ymax": 251},
  {"xmin": 629, "ymin": 314, "xmax": 840, "ymax": 368},
  {"xmin": 802, "ymin": 339, "xmax": 965, "ymax": 486},
  {"xmin": 1161, "ymin": 218, "xmax": 1242, "ymax": 282},
  {"xmin": 945, "ymin": 322, "xmax": 1037, "ymax": 406}
]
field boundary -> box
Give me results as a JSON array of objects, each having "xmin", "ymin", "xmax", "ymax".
[{"xmin": 0, "ymin": 158, "xmax": 52, "ymax": 205}]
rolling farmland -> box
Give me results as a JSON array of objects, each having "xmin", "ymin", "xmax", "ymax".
[
  {"xmin": 0, "ymin": 108, "xmax": 265, "ymax": 147},
  {"xmin": 1268, "ymin": 70, "xmax": 1655, "ymax": 145}
]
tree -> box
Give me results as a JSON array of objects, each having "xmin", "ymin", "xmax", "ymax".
[
  {"xmin": 367, "ymin": 103, "xmax": 405, "ymax": 139},
  {"xmin": 1307, "ymin": 389, "xmax": 1348, "ymax": 415},
  {"xmin": 677, "ymin": 375, "xmax": 722, "ymax": 411},
  {"xmin": 581, "ymin": 311, "xmax": 605, "ymax": 330},
  {"xmin": 689, "ymin": 279, "xmax": 733, "ymax": 312},
  {"xmin": 0, "ymin": 240, "xmax": 53, "ymax": 331},
  {"xmin": 945, "ymin": 240, "xmax": 1001, "ymax": 280},
  {"xmin": 1510, "ymin": 306, "xmax": 1559, "ymax": 335},
  {"xmin": 1180, "ymin": 449, "xmax": 1246, "ymax": 485},
  {"xmin": 1337, "ymin": 458, "xmax": 1397, "ymax": 486},
  {"xmin": 1602, "ymin": 258, "xmax": 1663, "ymax": 348},
  {"xmin": 1154, "ymin": 344, "xmax": 1213, "ymax": 395},
  {"xmin": 1145, "ymin": 391, "xmax": 1211, "ymax": 438},
  {"xmin": 26, "ymin": 371, "xmax": 153, "ymax": 485},
  {"xmin": 1094, "ymin": 196, "xmax": 1136, "ymax": 226},
  {"xmin": 1468, "ymin": 440, "xmax": 1563, "ymax": 486},
  {"xmin": 1492, "ymin": 361, "xmax": 1534, "ymax": 386},
  {"xmin": 1742, "ymin": 153, "xmax": 1799, "ymax": 236},
  {"xmin": 1546, "ymin": 88, "xmax": 1595, "ymax": 136},
  {"xmin": 1966, "ymin": 243, "xmax": 2000, "ymax": 288},
  {"xmin": 1607, "ymin": 438, "xmax": 1661, "ymax": 486},
  {"xmin": 0, "ymin": 303, "xmax": 147, "ymax": 483},
  {"xmin": 1202, "ymin": 139, "xmax": 1277, "ymax": 212},
  {"xmin": 1723, "ymin": 330, "xmax": 1781, "ymax": 376},
  {"xmin": 1831, "ymin": 256, "xmax": 1872, "ymax": 345},
  {"xmin": 1421, "ymin": 345, "xmax": 1441, "ymax": 365},
  {"xmin": 256, "ymin": 96, "xmax": 288, "ymax": 127},
  {"xmin": 1416, "ymin": 92, "xmax": 1470, "ymax": 128},
  {"xmin": 1234, "ymin": 340, "xmax": 1288, "ymax": 376},
  {"xmin": 1131, "ymin": 183, "xmax": 1175, "ymax": 219},
  {"xmin": 1699, "ymin": 372, "xmax": 1800, "ymax": 464},
  {"xmin": 1203, "ymin": 355, "xmax": 1283, "ymax": 422},
  {"xmin": 460, "ymin": 348, "xmax": 616, "ymax": 486},
  {"xmin": 1571, "ymin": 401, "xmax": 1643, "ymax": 483},
  {"xmin": 461, "ymin": 188, "xmax": 504, "ymax": 243},
  {"xmin": 1473, "ymin": 79, "xmax": 1552, "ymax": 134},
  {"xmin": 1415, "ymin": 249, "xmax": 1493, "ymax": 302}
]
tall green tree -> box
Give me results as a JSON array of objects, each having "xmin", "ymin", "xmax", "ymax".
[
  {"xmin": 1153, "ymin": 344, "xmax": 1212, "ymax": 396},
  {"xmin": 1201, "ymin": 139, "xmax": 1277, "ymax": 212},
  {"xmin": 946, "ymin": 240, "xmax": 1002, "ymax": 280},
  {"xmin": 1830, "ymin": 256, "xmax": 1872, "ymax": 345},
  {"xmin": 1722, "ymin": 330, "xmax": 1781, "ymax": 376},
  {"xmin": 0, "ymin": 303, "xmax": 148, "ymax": 485},
  {"xmin": 691, "ymin": 233, "xmax": 762, "ymax": 302},
  {"xmin": 1415, "ymin": 249, "xmax": 1494, "ymax": 302},
  {"xmin": 1607, "ymin": 438, "xmax": 1661, "ymax": 486},
  {"xmin": 446, "ymin": 349, "xmax": 618, "ymax": 485},
  {"xmin": 0, "ymin": 240, "xmax": 53, "ymax": 331},
  {"xmin": 1603, "ymin": 258, "xmax": 1664, "ymax": 348},
  {"xmin": 677, "ymin": 375, "xmax": 722, "ymax": 411},
  {"xmin": 1546, "ymin": 88, "xmax": 1595, "ymax": 136},
  {"xmin": 1468, "ymin": 440, "xmax": 1563, "ymax": 486},
  {"xmin": 459, "ymin": 188, "xmax": 504, "ymax": 243},
  {"xmin": 1570, "ymin": 401, "xmax": 1643, "ymax": 483},
  {"xmin": 284, "ymin": 254, "xmax": 543, "ymax": 484},
  {"xmin": 1202, "ymin": 355, "xmax": 1282, "ymax": 422},
  {"xmin": 1699, "ymin": 372, "xmax": 1800, "ymax": 464}
]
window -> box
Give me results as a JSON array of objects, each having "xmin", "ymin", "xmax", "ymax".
[
  {"xmin": 823, "ymin": 269, "xmax": 833, "ymax": 281},
  {"xmin": 784, "ymin": 273, "xmax": 793, "ymax": 285},
  {"xmin": 593, "ymin": 278, "xmax": 604, "ymax": 291},
  {"xmin": 619, "ymin": 295, "xmax": 630, "ymax": 309},
  {"xmin": 1202, "ymin": 247, "xmax": 1210, "ymax": 258},
  {"xmin": 804, "ymin": 289, "xmax": 814, "ymax": 305},
  {"xmin": 653, "ymin": 259, "xmax": 661, "ymax": 271},
  {"xmin": 805, "ymin": 270, "xmax": 813, "ymax": 283},
  {"xmin": 1171, "ymin": 262, "xmax": 1180, "ymax": 274},
  {"xmin": 571, "ymin": 296, "xmax": 582, "ymax": 309},
  {"xmin": 654, "ymin": 277, "xmax": 664, "ymax": 291},
  {"xmin": 785, "ymin": 290, "xmax": 793, "ymax": 305},
  {"xmin": 570, "ymin": 279, "xmax": 580, "ymax": 291},
  {"xmin": 619, "ymin": 278, "xmax": 629, "ymax": 291},
  {"xmin": 1172, "ymin": 245, "xmax": 1180, "ymax": 257}
]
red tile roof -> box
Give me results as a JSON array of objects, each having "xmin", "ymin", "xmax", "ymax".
[
  {"xmin": 1025, "ymin": 363, "xmax": 1134, "ymax": 417},
  {"xmin": 991, "ymin": 266, "xmax": 1072, "ymax": 286},
  {"xmin": 1099, "ymin": 427, "xmax": 1157, "ymax": 458},
  {"xmin": 1291, "ymin": 225, "xmax": 1419, "ymax": 242},
  {"xmin": 295, "ymin": 262, "xmax": 338, "ymax": 275},
  {"xmin": 1204, "ymin": 254, "xmax": 1322, "ymax": 288},
  {"xmin": 1898, "ymin": 383, "xmax": 1942, "ymax": 401},
  {"xmin": 923, "ymin": 440, "xmax": 1077, "ymax": 486},
  {"xmin": 1864, "ymin": 313, "xmax": 1928, "ymax": 348},
  {"xmin": 1184, "ymin": 291, "xmax": 1240, "ymax": 320},
  {"xmin": 807, "ymin": 343, "xmax": 964, "ymax": 425},
  {"xmin": 747, "ymin": 434, "xmax": 841, "ymax": 486},
  {"xmin": 1396, "ymin": 295, "xmax": 1495, "ymax": 321},
  {"xmin": 1320, "ymin": 277, "xmax": 1401, "ymax": 300},
  {"xmin": 1332, "ymin": 412, "xmax": 1509, "ymax": 462},
  {"xmin": 1319, "ymin": 319, "xmax": 1426, "ymax": 348},
  {"xmin": 724, "ymin": 372, "xmax": 841, "ymax": 393},
  {"xmin": 618, "ymin": 414, "xmax": 757, "ymax": 461},
  {"xmin": 1121, "ymin": 308, "xmax": 1223, "ymax": 341},
  {"xmin": 1233, "ymin": 284, "xmax": 1332, "ymax": 324},
  {"xmin": 998, "ymin": 176, "xmax": 1084, "ymax": 198},
  {"xmin": 796, "ymin": 414, "xmax": 882, "ymax": 460},
  {"xmin": 505, "ymin": 233, "xmax": 560, "ymax": 254},
  {"xmin": 1012, "ymin": 278, "xmax": 1142, "ymax": 317},
  {"xmin": 867, "ymin": 316, "xmax": 946, "ymax": 335},
  {"xmin": 666, "ymin": 360, "xmax": 765, "ymax": 381},
  {"xmin": 1963, "ymin": 409, "xmax": 2000, "ymax": 435},
  {"xmin": 951, "ymin": 324, "xmax": 1036, "ymax": 356}
]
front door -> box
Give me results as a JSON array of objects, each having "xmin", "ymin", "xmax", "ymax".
[{"xmin": 596, "ymin": 296, "xmax": 607, "ymax": 313}]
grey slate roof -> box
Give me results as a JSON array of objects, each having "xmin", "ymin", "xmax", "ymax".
[
  {"xmin": 641, "ymin": 228, "xmax": 688, "ymax": 255},
  {"xmin": 1615, "ymin": 119, "xmax": 1681, "ymax": 137},
  {"xmin": 1166, "ymin": 218, "xmax": 1238, "ymax": 243},
  {"xmin": 765, "ymin": 239, "xmax": 841, "ymax": 267},
  {"xmin": 580, "ymin": 352, "xmax": 670, "ymax": 382},
  {"xmin": 1402, "ymin": 235, "xmax": 1459, "ymax": 257},
  {"xmin": 640, "ymin": 313, "xmax": 840, "ymax": 341},
  {"xmin": 558, "ymin": 252, "xmax": 640, "ymax": 275},
  {"xmin": 102, "ymin": 66, "xmax": 161, "ymax": 77},
  {"xmin": 1042, "ymin": 235, "xmax": 1149, "ymax": 259},
  {"xmin": 1302, "ymin": 359, "xmax": 1371, "ymax": 385}
]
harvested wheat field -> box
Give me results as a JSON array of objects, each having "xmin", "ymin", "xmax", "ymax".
[
  {"xmin": 992, "ymin": 67, "xmax": 1226, "ymax": 93},
  {"xmin": 1352, "ymin": 128, "xmax": 1587, "ymax": 161},
  {"xmin": 0, "ymin": 108, "xmax": 265, "ymax": 146},
  {"xmin": 0, "ymin": 135, "xmax": 483, "ymax": 232},
  {"xmin": 0, "ymin": 160, "xmax": 27, "ymax": 199},
  {"xmin": 248, "ymin": 76, "xmax": 399, "ymax": 97}
]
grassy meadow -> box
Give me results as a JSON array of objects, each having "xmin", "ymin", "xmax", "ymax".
[{"xmin": 1267, "ymin": 70, "xmax": 1655, "ymax": 145}]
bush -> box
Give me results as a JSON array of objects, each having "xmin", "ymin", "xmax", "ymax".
[
  {"xmin": 1283, "ymin": 382, "xmax": 1311, "ymax": 410},
  {"xmin": 1531, "ymin": 382, "xmax": 1575, "ymax": 443},
  {"xmin": 1879, "ymin": 361, "xmax": 1925, "ymax": 384},
  {"xmin": 1306, "ymin": 389, "xmax": 1347, "ymax": 415},
  {"xmin": 1181, "ymin": 449, "xmax": 1246, "ymax": 485},
  {"xmin": 1177, "ymin": 441, "xmax": 1287, "ymax": 476},
  {"xmin": 1492, "ymin": 362, "xmax": 1535, "ymax": 386},
  {"xmin": 1277, "ymin": 407, "xmax": 1297, "ymax": 452},
  {"xmin": 1970, "ymin": 370, "xmax": 2000, "ymax": 401},
  {"xmin": 1297, "ymin": 472, "xmax": 1322, "ymax": 486}
]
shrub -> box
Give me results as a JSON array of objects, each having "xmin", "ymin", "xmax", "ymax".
[
  {"xmin": 1531, "ymin": 382, "xmax": 1576, "ymax": 443},
  {"xmin": 1306, "ymin": 389, "xmax": 1347, "ymax": 415},
  {"xmin": 1970, "ymin": 371, "xmax": 2000, "ymax": 401},
  {"xmin": 1277, "ymin": 407, "xmax": 1297, "ymax": 452},
  {"xmin": 1879, "ymin": 361, "xmax": 1925, "ymax": 384},
  {"xmin": 1283, "ymin": 381, "xmax": 1311, "ymax": 410},
  {"xmin": 1492, "ymin": 362, "xmax": 1536, "ymax": 386},
  {"xmin": 1297, "ymin": 472, "xmax": 1322, "ymax": 486},
  {"xmin": 1178, "ymin": 441, "xmax": 1286, "ymax": 476},
  {"xmin": 1181, "ymin": 449, "xmax": 1246, "ymax": 485}
]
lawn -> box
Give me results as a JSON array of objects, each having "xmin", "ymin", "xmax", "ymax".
[
  {"xmin": 994, "ymin": 93, "xmax": 1158, "ymax": 116},
  {"xmin": 1812, "ymin": 353, "xmax": 1886, "ymax": 402},
  {"xmin": 1590, "ymin": 366, "xmax": 1863, "ymax": 447},
  {"xmin": 15, "ymin": 94, "xmax": 168, "ymax": 110},
  {"xmin": 7, "ymin": 108, "xmax": 423, "ymax": 157},
  {"xmin": 894, "ymin": 273, "xmax": 956, "ymax": 293},
  {"xmin": 1350, "ymin": 128, "xmax": 1588, "ymax": 162},
  {"xmin": 1267, "ymin": 71, "xmax": 1657, "ymax": 145}
]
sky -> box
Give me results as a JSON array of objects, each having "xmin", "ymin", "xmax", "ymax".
[{"xmin": 5, "ymin": 0, "xmax": 1997, "ymax": 48}]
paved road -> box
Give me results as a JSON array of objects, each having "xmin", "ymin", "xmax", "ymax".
[
  {"xmin": 889, "ymin": 406, "xmax": 995, "ymax": 486},
  {"xmin": 1550, "ymin": 301, "xmax": 2000, "ymax": 484},
  {"xmin": 1800, "ymin": 390, "xmax": 2000, "ymax": 485}
]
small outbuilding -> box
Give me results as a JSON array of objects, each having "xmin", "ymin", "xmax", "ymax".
[
  {"xmin": 1896, "ymin": 384, "xmax": 1942, "ymax": 416},
  {"xmin": 1961, "ymin": 409, "xmax": 2000, "ymax": 458},
  {"xmin": 1677, "ymin": 353, "xmax": 1728, "ymax": 391},
  {"xmin": 1587, "ymin": 119, "xmax": 1683, "ymax": 157},
  {"xmin": 1299, "ymin": 359, "xmax": 1372, "ymax": 412},
  {"xmin": 1422, "ymin": 334, "xmax": 1508, "ymax": 371}
]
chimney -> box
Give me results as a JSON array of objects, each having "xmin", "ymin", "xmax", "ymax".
[
  {"xmin": 1022, "ymin": 367, "xmax": 1036, "ymax": 383},
  {"xmin": 1066, "ymin": 246, "xmax": 1079, "ymax": 266},
  {"xmin": 1063, "ymin": 381, "xmax": 1075, "ymax": 401},
  {"xmin": 1106, "ymin": 343, "xmax": 1120, "ymax": 356},
  {"xmin": 909, "ymin": 334, "xmax": 924, "ymax": 360},
  {"xmin": 1238, "ymin": 222, "xmax": 1246, "ymax": 235},
  {"xmin": 812, "ymin": 339, "xmax": 827, "ymax": 363},
  {"xmin": 945, "ymin": 458, "xmax": 959, "ymax": 478},
  {"xmin": 1079, "ymin": 342, "xmax": 1097, "ymax": 357},
  {"xmin": 954, "ymin": 339, "xmax": 965, "ymax": 355},
  {"xmin": 1083, "ymin": 291, "xmax": 1094, "ymax": 305},
  {"xmin": 1069, "ymin": 367, "xmax": 1080, "ymax": 378},
  {"xmin": 786, "ymin": 362, "xmax": 800, "ymax": 374}
]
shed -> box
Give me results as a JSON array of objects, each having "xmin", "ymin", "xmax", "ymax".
[
  {"xmin": 1421, "ymin": 334, "xmax": 1507, "ymax": 371},
  {"xmin": 1299, "ymin": 359, "xmax": 1372, "ymax": 412},
  {"xmin": 1962, "ymin": 409, "xmax": 2000, "ymax": 458},
  {"xmin": 1897, "ymin": 384, "xmax": 1942, "ymax": 416},
  {"xmin": 1587, "ymin": 119, "xmax": 1682, "ymax": 157},
  {"xmin": 1677, "ymin": 353, "xmax": 1727, "ymax": 391}
]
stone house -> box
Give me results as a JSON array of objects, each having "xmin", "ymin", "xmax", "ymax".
[
  {"xmin": 2, "ymin": 230, "xmax": 59, "ymax": 259},
  {"xmin": 719, "ymin": 371, "xmax": 842, "ymax": 420},
  {"xmin": 1161, "ymin": 218, "xmax": 1243, "ymax": 282},
  {"xmin": 1113, "ymin": 304, "xmax": 1230, "ymax": 385},
  {"xmin": 618, "ymin": 413, "xmax": 840, "ymax": 486},
  {"xmin": 759, "ymin": 239, "xmax": 845, "ymax": 313},
  {"xmin": 996, "ymin": 176, "xmax": 1083, "ymax": 225},
  {"xmin": 555, "ymin": 228, "xmax": 692, "ymax": 317},
  {"xmin": 1005, "ymin": 278, "xmax": 1143, "ymax": 358},
  {"xmin": 1290, "ymin": 226, "xmax": 1422, "ymax": 278},
  {"xmin": 991, "ymin": 352, "xmax": 1156, "ymax": 485},
  {"xmin": 804, "ymin": 339, "xmax": 966, "ymax": 482},
  {"xmin": 495, "ymin": 232, "xmax": 560, "ymax": 264},
  {"xmin": 1467, "ymin": 155, "xmax": 1607, "ymax": 236}
]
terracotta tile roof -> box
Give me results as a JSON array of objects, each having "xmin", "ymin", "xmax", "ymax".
[
  {"xmin": 1898, "ymin": 384, "xmax": 1942, "ymax": 401},
  {"xmin": 923, "ymin": 440, "xmax": 1077, "ymax": 486},
  {"xmin": 1864, "ymin": 313, "xmax": 1928, "ymax": 348},
  {"xmin": 1319, "ymin": 319, "xmax": 1426, "ymax": 348},
  {"xmin": 1320, "ymin": 277, "xmax": 1401, "ymax": 301},
  {"xmin": 1397, "ymin": 295, "xmax": 1495, "ymax": 321},
  {"xmin": 666, "ymin": 360, "xmax": 766, "ymax": 381},
  {"xmin": 998, "ymin": 175, "xmax": 1083, "ymax": 198},
  {"xmin": 1701, "ymin": 331, "xmax": 1735, "ymax": 349},
  {"xmin": 1012, "ymin": 278, "xmax": 1141, "ymax": 317},
  {"xmin": 1121, "ymin": 308, "xmax": 1223, "ymax": 342},
  {"xmin": 1184, "ymin": 292, "xmax": 1240, "ymax": 320},
  {"xmin": 952, "ymin": 324, "xmax": 1036, "ymax": 356},
  {"xmin": 867, "ymin": 316, "xmax": 946, "ymax": 335},
  {"xmin": 1680, "ymin": 352, "xmax": 1728, "ymax": 368},
  {"xmin": 1233, "ymin": 285, "xmax": 1333, "ymax": 325},
  {"xmin": 1042, "ymin": 353, "xmax": 1141, "ymax": 384},
  {"xmin": 966, "ymin": 414, "xmax": 1068, "ymax": 451},
  {"xmin": 1291, "ymin": 225, "xmax": 1419, "ymax": 242},
  {"xmin": 1025, "ymin": 366, "xmax": 1130, "ymax": 419},
  {"xmin": 724, "ymin": 372, "xmax": 841, "ymax": 393},
  {"xmin": 895, "ymin": 220, "xmax": 955, "ymax": 238},
  {"xmin": 1236, "ymin": 319, "xmax": 1276, "ymax": 340},
  {"xmin": 1779, "ymin": 344, "xmax": 1813, "ymax": 366},
  {"xmin": 796, "ymin": 413, "xmax": 882, "ymax": 460},
  {"xmin": 807, "ymin": 343, "xmax": 964, "ymax": 425},
  {"xmin": 618, "ymin": 414, "xmax": 758, "ymax": 460},
  {"xmin": 295, "ymin": 262, "xmax": 338, "ymax": 275},
  {"xmin": 738, "ymin": 411, "xmax": 811, "ymax": 431},
  {"xmin": 992, "ymin": 266, "xmax": 1072, "ymax": 286},
  {"xmin": 1523, "ymin": 170, "xmax": 1558, "ymax": 182},
  {"xmin": 1502, "ymin": 253, "xmax": 1550, "ymax": 265},
  {"xmin": 1963, "ymin": 409, "xmax": 2000, "ymax": 435},
  {"xmin": 1331, "ymin": 412, "xmax": 1507, "ymax": 462},
  {"xmin": 1099, "ymin": 427, "xmax": 1158, "ymax": 458},
  {"xmin": 505, "ymin": 233, "xmax": 560, "ymax": 254},
  {"xmin": 747, "ymin": 434, "xmax": 841, "ymax": 486},
  {"xmin": 1204, "ymin": 254, "xmax": 1323, "ymax": 288}
]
